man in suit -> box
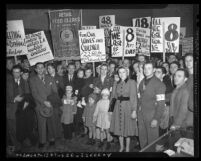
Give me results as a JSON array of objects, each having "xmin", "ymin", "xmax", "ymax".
[
  {"xmin": 137, "ymin": 61, "xmax": 166, "ymax": 149},
  {"xmin": 170, "ymin": 69, "xmax": 193, "ymax": 130},
  {"xmin": 63, "ymin": 63, "xmax": 76, "ymax": 89},
  {"xmin": 29, "ymin": 62, "xmax": 58, "ymax": 149},
  {"xmin": 7, "ymin": 65, "xmax": 30, "ymax": 152}
]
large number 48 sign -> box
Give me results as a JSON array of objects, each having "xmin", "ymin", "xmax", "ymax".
[
  {"xmin": 99, "ymin": 15, "xmax": 115, "ymax": 28},
  {"xmin": 132, "ymin": 17, "xmax": 151, "ymax": 29}
]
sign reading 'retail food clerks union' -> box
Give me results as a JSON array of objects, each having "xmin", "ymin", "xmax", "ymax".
[
  {"xmin": 78, "ymin": 29, "xmax": 106, "ymax": 63},
  {"xmin": 26, "ymin": 31, "xmax": 54, "ymax": 66},
  {"xmin": 48, "ymin": 9, "xmax": 82, "ymax": 60},
  {"xmin": 7, "ymin": 20, "xmax": 28, "ymax": 57},
  {"xmin": 99, "ymin": 15, "xmax": 115, "ymax": 28}
]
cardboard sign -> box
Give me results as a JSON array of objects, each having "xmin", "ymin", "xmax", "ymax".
[
  {"xmin": 82, "ymin": 26, "xmax": 96, "ymax": 30},
  {"xmin": 48, "ymin": 9, "xmax": 81, "ymax": 60},
  {"xmin": 26, "ymin": 31, "xmax": 54, "ymax": 66},
  {"xmin": 78, "ymin": 29, "xmax": 106, "ymax": 63},
  {"xmin": 132, "ymin": 17, "xmax": 151, "ymax": 29},
  {"xmin": 99, "ymin": 15, "xmax": 115, "ymax": 28},
  {"xmin": 124, "ymin": 27, "xmax": 136, "ymax": 57},
  {"xmin": 181, "ymin": 37, "xmax": 193, "ymax": 56},
  {"xmin": 7, "ymin": 20, "xmax": 28, "ymax": 56},
  {"xmin": 180, "ymin": 27, "xmax": 186, "ymax": 43},
  {"xmin": 111, "ymin": 26, "xmax": 124, "ymax": 57},
  {"xmin": 163, "ymin": 17, "xmax": 180, "ymax": 53},
  {"xmin": 151, "ymin": 18, "xmax": 163, "ymax": 52},
  {"xmin": 136, "ymin": 27, "xmax": 151, "ymax": 56}
]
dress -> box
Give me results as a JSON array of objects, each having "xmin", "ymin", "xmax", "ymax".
[
  {"xmin": 83, "ymin": 104, "xmax": 96, "ymax": 128},
  {"xmin": 93, "ymin": 99, "xmax": 110, "ymax": 130},
  {"xmin": 110, "ymin": 78, "xmax": 138, "ymax": 137}
]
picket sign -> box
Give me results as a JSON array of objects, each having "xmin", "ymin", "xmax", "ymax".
[
  {"xmin": 99, "ymin": 15, "xmax": 115, "ymax": 28},
  {"xmin": 132, "ymin": 17, "xmax": 151, "ymax": 29},
  {"xmin": 82, "ymin": 26, "xmax": 97, "ymax": 30}
]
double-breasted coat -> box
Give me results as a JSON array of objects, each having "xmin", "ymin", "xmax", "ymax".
[{"xmin": 110, "ymin": 78, "xmax": 138, "ymax": 137}]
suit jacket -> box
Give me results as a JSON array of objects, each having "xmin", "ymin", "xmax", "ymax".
[
  {"xmin": 169, "ymin": 83, "xmax": 193, "ymax": 127},
  {"xmin": 29, "ymin": 74, "xmax": 58, "ymax": 110},
  {"xmin": 7, "ymin": 76, "xmax": 30, "ymax": 119},
  {"xmin": 63, "ymin": 73, "xmax": 76, "ymax": 89},
  {"xmin": 138, "ymin": 76, "xmax": 166, "ymax": 123}
]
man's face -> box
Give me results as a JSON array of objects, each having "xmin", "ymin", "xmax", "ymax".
[
  {"xmin": 144, "ymin": 64, "xmax": 155, "ymax": 77},
  {"xmin": 133, "ymin": 63, "xmax": 139, "ymax": 73},
  {"xmin": 75, "ymin": 61, "xmax": 81, "ymax": 70},
  {"xmin": 162, "ymin": 63, "xmax": 169, "ymax": 73},
  {"xmin": 170, "ymin": 63, "xmax": 178, "ymax": 75},
  {"xmin": 155, "ymin": 68, "xmax": 164, "ymax": 80},
  {"xmin": 68, "ymin": 65, "xmax": 75, "ymax": 75},
  {"xmin": 100, "ymin": 65, "xmax": 108, "ymax": 76},
  {"xmin": 185, "ymin": 55, "xmax": 193, "ymax": 70},
  {"xmin": 47, "ymin": 66, "xmax": 55, "ymax": 75},
  {"xmin": 168, "ymin": 55, "xmax": 177, "ymax": 64},
  {"xmin": 85, "ymin": 69, "xmax": 92, "ymax": 78},
  {"xmin": 36, "ymin": 64, "xmax": 45, "ymax": 75},
  {"xmin": 174, "ymin": 70, "xmax": 186, "ymax": 86},
  {"xmin": 109, "ymin": 64, "xmax": 115, "ymax": 73},
  {"xmin": 138, "ymin": 55, "xmax": 145, "ymax": 63},
  {"xmin": 123, "ymin": 59, "xmax": 130, "ymax": 68},
  {"xmin": 23, "ymin": 59, "xmax": 30, "ymax": 68},
  {"xmin": 22, "ymin": 72, "xmax": 29, "ymax": 80},
  {"xmin": 7, "ymin": 59, "xmax": 14, "ymax": 70},
  {"xmin": 57, "ymin": 65, "xmax": 64, "ymax": 75},
  {"xmin": 13, "ymin": 68, "xmax": 21, "ymax": 79},
  {"xmin": 77, "ymin": 70, "xmax": 84, "ymax": 78}
]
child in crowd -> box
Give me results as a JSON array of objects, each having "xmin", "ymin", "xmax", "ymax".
[
  {"xmin": 93, "ymin": 88, "xmax": 112, "ymax": 150},
  {"xmin": 82, "ymin": 93, "xmax": 97, "ymax": 145},
  {"xmin": 60, "ymin": 86, "xmax": 77, "ymax": 149}
]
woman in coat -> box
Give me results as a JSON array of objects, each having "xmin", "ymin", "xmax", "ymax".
[{"xmin": 110, "ymin": 66, "xmax": 138, "ymax": 152}]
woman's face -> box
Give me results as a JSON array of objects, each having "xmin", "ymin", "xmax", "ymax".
[
  {"xmin": 133, "ymin": 63, "xmax": 139, "ymax": 73},
  {"xmin": 118, "ymin": 68, "xmax": 127, "ymax": 81},
  {"xmin": 77, "ymin": 70, "xmax": 84, "ymax": 78}
]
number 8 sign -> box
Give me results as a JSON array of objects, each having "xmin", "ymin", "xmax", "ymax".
[{"xmin": 99, "ymin": 15, "xmax": 115, "ymax": 28}]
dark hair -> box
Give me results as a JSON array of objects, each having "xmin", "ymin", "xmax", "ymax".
[
  {"xmin": 68, "ymin": 63, "xmax": 75, "ymax": 68},
  {"xmin": 170, "ymin": 61, "xmax": 180, "ymax": 68},
  {"xmin": 144, "ymin": 61, "xmax": 155, "ymax": 68},
  {"xmin": 168, "ymin": 53, "xmax": 177, "ymax": 58},
  {"xmin": 155, "ymin": 66, "xmax": 167, "ymax": 75},
  {"xmin": 176, "ymin": 68, "xmax": 189, "ymax": 78},
  {"xmin": 109, "ymin": 61, "xmax": 116, "ymax": 66},
  {"xmin": 22, "ymin": 68, "xmax": 30, "ymax": 74},
  {"xmin": 162, "ymin": 62, "xmax": 170, "ymax": 68},
  {"xmin": 100, "ymin": 63, "xmax": 108, "ymax": 69},
  {"xmin": 12, "ymin": 65, "xmax": 22, "ymax": 72},
  {"xmin": 184, "ymin": 53, "xmax": 193, "ymax": 60},
  {"xmin": 47, "ymin": 62, "xmax": 56, "ymax": 69},
  {"xmin": 85, "ymin": 67, "xmax": 92, "ymax": 72},
  {"xmin": 35, "ymin": 62, "xmax": 44, "ymax": 68}
]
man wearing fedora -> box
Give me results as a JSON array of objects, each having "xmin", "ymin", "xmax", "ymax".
[{"xmin": 30, "ymin": 62, "xmax": 58, "ymax": 150}]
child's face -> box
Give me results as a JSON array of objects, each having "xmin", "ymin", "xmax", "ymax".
[
  {"xmin": 77, "ymin": 71, "xmax": 84, "ymax": 78},
  {"xmin": 102, "ymin": 94, "xmax": 109, "ymax": 100},
  {"xmin": 66, "ymin": 90, "xmax": 72, "ymax": 98},
  {"xmin": 88, "ymin": 97, "xmax": 95, "ymax": 105}
]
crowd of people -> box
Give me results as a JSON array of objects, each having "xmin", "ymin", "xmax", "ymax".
[{"xmin": 6, "ymin": 53, "xmax": 194, "ymax": 153}]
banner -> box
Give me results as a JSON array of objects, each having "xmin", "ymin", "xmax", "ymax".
[
  {"xmin": 99, "ymin": 15, "xmax": 115, "ymax": 28},
  {"xmin": 78, "ymin": 29, "xmax": 106, "ymax": 63},
  {"xmin": 26, "ymin": 31, "xmax": 54, "ymax": 66},
  {"xmin": 151, "ymin": 18, "xmax": 163, "ymax": 53},
  {"xmin": 111, "ymin": 26, "xmax": 124, "ymax": 57},
  {"xmin": 181, "ymin": 37, "xmax": 193, "ymax": 56},
  {"xmin": 136, "ymin": 27, "xmax": 151, "ymax": 56},
  {"xmin": 132, "ymin": 17, "xmax": 151, "ymax": 29},
  {"xmin": 163, "ymin": 17, "xmax": 180, "ymax": 53},
  {"xmin": 82, "ymin": 26, "xmax": 96, "ymax": 30},
  {"xmin": 124, "ymin": 27, "xmax": 136, "ymax": 57},
  {"xmin": 48, "ymin": 9, "xmax": 82, "ymax": 60},
  {"xmin": 7, "ymin": 20, "xmax": 28, "ymax": 57}
]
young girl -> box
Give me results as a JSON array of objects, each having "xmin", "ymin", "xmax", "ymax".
[
  {"xmin": 60, "ymin": 86, "xmax": 77, "ymax": 149},
  {"xmin": 82, "ymin": 93, "xmax": 97, "ymax": 145},
  {"xmin": 93, "ymin": 88, "xmax": 112, "ymax": 150}
]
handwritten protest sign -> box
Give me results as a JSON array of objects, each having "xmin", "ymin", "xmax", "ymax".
[
  {"xmin": 180, "ymin": 27, "xmax": 186, "ymax": 43},
  {"xmin": 26, "ymin": 31, "xmax": 54, "ymax": 66},
  {"xmin": 99, "ymin": 15, "xmax": 115, "ymax": 28},
  {"xmin": 124, "ymin": 27, "xmax": 136, "ymax": 57},
  {"xmin": 49, "ymin": 9, "xmax": 81, "ymax": 60},
  {"xmin": 7, "ymin": 20, "xmax": 28, "ymax": 57},
  {"xmin": 111, "ymin": 26, "xmax": 124, "ymax": 57},
  {"xmin": 181, "ymin": 37, "xmax": 193, "ymax": 56},
  {"xmin": 151, "ymin": 18, "xmax": 163, "ymax": 53},
  {"xmin": 82, "ymin": 26, "xmax": 96, "ymax": 30},
  {"xmin": 136, "ymin": 27, "xmax": 150, "ymax": 56},
  {"xmin": 132, "ymin": 17, "xmax": 151, "ymax": 29},
  {"xmin": 163, "ymin": 17, "xmax": 180, "ymax": 53},
  {"xmin": 78, "ymin": 29, "xmax": 106, "ymax": 63}
]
